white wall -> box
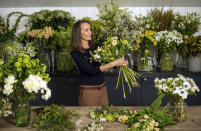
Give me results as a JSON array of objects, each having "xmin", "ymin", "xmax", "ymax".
[{"xmin": 0, "ymin": 6, "xmax": 201, "ymax": 34}]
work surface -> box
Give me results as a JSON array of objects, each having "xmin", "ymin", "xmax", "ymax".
[{"xmin": 0, "ymin": 106, "xmax": 201, "ymax": 131}]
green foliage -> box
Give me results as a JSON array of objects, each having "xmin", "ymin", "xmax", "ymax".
[
  {"xmin": 50, "ymin": 26, "xmax": 71, "ymax": 51},
  {"xmin": 172, "ymin": 12, "xmax": 201, "ymax": 36},
  {"xmin": 135, "ymin": 14, "xmax": 159, "ymax": 32},
  {"xmin": 28, "ymin": 10, "xmax": 75, "ymax": 30},
  {"xmin": 6, "ymin": 12, "xmax": 29, "ymax": 41},
  {"xmin": 0, "ymin": 16, "xmax": 8, "ymax": 43},
  {"xmin": 0, "ymin": 40, "xmax": 37, "ymax": 57},
  {"xmin": 183, "ymin": 35, "xmax": 201, "ymax": 57},
  {"xmin": 97, "ymin": 1, "xmax": 142, "ymax": 42},
  {"xmin": 149, "ymin": 8, "xmax": 174, "ymax": 31},
  {"xmin": 32, "ymin": 104, "xmax": 79, "ymax": 131},
  {"xmin": 56, "ymin": 50, "xmax": 73, "ymax": 72},
  {"xmin": 82, "ymin": 17, "xmax": 104, "ymax": 44}
]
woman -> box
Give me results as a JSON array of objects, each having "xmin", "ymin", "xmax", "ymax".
[{"xmin": 70, "ymin": 20, "xmax": 127, "ymax": 106}]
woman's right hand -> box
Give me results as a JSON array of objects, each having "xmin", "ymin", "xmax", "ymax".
[{"xmin": 110, "ymin": 57, "xmax": 127, "ymax": 67}]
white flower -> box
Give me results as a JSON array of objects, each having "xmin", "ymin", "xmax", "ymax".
[
  {"xmin": 3, "ymin": 84, "xmax": 13, "ymax": 96},
  {"xmin": 183, "ymin": 81, "xmax": 191, "ymax": 90},
  {"xmin": 154, "ymin": 77, "xmax": 159, "ymax": 83},
  {"xmin": 177, "ymin": 74, "xmax": 185, "ymax": 81},
  {"xmin": 42, "ymin": 88, "xmax": 51, "ymax": 100},
  {"xmin": 97, "ymin": 47, "xmax": 102, "ymax": 52},
  {"xmin": 100, "ymin": 117, "xmax": 107, "ymax": 122},
  {"xmin": 178, "ymin": 89, "xmax": 188, "ymax": 99},
  {"xmin": 173, "ymin": 87, "xmax": 180, "ymax": 95},
  {"xmin": 94, "ymin": 54, "xmax": 100, "ymax": 59},
  {"xmin": 146, "ymin": 24, "xmax": 150, "ymax": 29},
  {"xmin": 4, "ymin": 76, "xmax": 17, "ymax": 85}
]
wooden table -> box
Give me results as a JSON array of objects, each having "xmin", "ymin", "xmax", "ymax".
[{"xmin": 0, "ymin": 106, "xmax": 201, "ymax": 131}]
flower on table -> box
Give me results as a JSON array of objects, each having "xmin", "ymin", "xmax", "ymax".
[
  {"xmin": 154, "ymin": 74, "xmax": 200, "ymax": 99},
  {"xmin": 118, "ymin": 115, "xmax": 128, "ymax": 123}
]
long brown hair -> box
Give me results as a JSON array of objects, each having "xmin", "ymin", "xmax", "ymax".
[{"xmin": 71, "ymin": 20, "xmax": 95, "ymax": 52}]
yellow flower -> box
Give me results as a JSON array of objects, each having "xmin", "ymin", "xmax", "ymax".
[
  {"xmin": 145, "ymin": 49, "xmax": 150, "ymax": 54},
  {"xmin": 153, "ymin": 41, "xmax": 157, "ymax": 46},
  {"xmin": 134, "ymin": 45, "xmax": 139, "ymax": 51},
  {"xmin": 141, "ymin": 34, "xmax": 145, "ymax": 38},
  {"xmin": 136, "ymin": 39, "xmax": 141, "ymax": 44}
]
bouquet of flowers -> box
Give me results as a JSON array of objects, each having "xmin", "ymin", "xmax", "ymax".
[
  {"xmin": 0, "ymin": 53, "xmax": 51, "ymax": 103},
  {"xmin": 172, "ymin": 12, "xmax": 201, "ymax": 36},
  {"xmin": 155, "ymin": 30, "xmax": 183, "ymax": 54},
  {"xmin": 134, "ymin": 30, "xmax": 157, "ymax": 71},
  {"xmin": 0, "ymin": 53, "xmax": 51, "ymax": 126},
  {"xmin": 27, "ymin": 26, "xmax": 55, "ymax": 51},
  {"xmin": 90, "ymin": 37, "xmax": 140, "ymax": 98},
  {"xmin": 154, "ymin": 30, "xmax": 183, "ymax": 71},
  {"xmin": 154, "ymin": 74, "xmax": 200, "ymax": 122}
]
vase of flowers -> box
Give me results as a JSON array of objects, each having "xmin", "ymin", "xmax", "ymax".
[
  {"xmin": 134, "ymin": 30, "xmax": 157, "ymax": 72},
  {"xmin": 155, "ymin": 30, "xmax": 183, "ymax": 72},
  {"xmin": 154, "ymin": 74, "xmax": 200, "ymax": 122},
  {"xmin": 0, "ymin": 53, "xmax": 51, "ymax": 127}
]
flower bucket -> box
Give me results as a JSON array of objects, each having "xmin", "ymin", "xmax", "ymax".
[{"xmin": 188, "ymin": 56, "xmax": 201, "ymax": 72}]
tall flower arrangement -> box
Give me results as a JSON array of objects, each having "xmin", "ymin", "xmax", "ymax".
[
  {"xmin": 90, "ymin": 37, "xmax": 140, "ymax": 98},
  {"xmin": 154, "ymin": 74, "xmax": 200, "ymax": 122},
  {"xmin": 134, "ymin": 30, "xmax": 157, "ymax": 71},
  {"xmin": 0, "ymin": 53, "xmax": 51, "ymax": 126},
  {"xmin": 0, "ymin": 53, "xmax": 51, "ymax": 104},
  {"xmin": 97, "ymin": 1, "xmax": 142, "ymax": 43},
  {"xmin": 154, "ymin": 30, "xmax": 183, "ymax": 71}
]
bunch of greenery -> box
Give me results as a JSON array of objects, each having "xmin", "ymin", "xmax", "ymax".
[
  {"xmin": 90, "ymin": 94, "xmax": 176, "ymax": 131},
  {"xmin": 149, "ymin": 8, "xmax": 175, "ymax": 31},
  {"xmin": 0, "ymin": 16, "xmax": 8, "ymax": 43},
  {"xmin": 28, "ymin": 10, "xmax": 75, "ymax": 31},
  {"xmin": 32, "ymin": 104, "xmax": 79, "ymax": 131},
  {"xmin": 82, "ymin": 17, "xmax": 103, "ymax": 45},
  {"xmin": 50, "ymin": 26, "xmax": 74, "ymax": 72},
  {"xmin": 172, "ymin": 12, "xmax": 201, "ymax": 36},
  {"xmin": 97, "ymin": 1, "xmax": 142, "ymax": 43},
  {"xmin": 183, "ymin": 35, "xmax": 201, "ymax": 57},
  {"xmin": 0, "ymin": 40, "xmax": 37, "ymax": 57},
  {"xmin": 135, "ymin": 14, "xmax": 159, "ymax": 32},
  {"xmin": 6, "ymin": 12, "xmax": 29, "ymax": 41}
]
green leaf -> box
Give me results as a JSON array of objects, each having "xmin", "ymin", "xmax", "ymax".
[{"xmin": 151, "ymin": 94, "xmax": 165, "ymax": 112}]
